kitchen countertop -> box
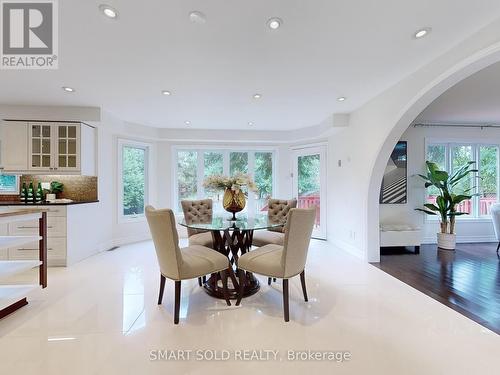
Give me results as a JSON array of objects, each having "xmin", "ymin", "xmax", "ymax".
[{"xmin": 0, "ymin": 200, "xmax": 99, "ymax": 206}]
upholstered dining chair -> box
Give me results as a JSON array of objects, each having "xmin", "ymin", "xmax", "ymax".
[
  {"xmin": 236, "ymin": 207, "xmax": 316, "ymax": 322},
  {"xmin": 491, "ymin": 203, "xmax": 500, "ymax": 253},
  {"xmin": 181, "ymin": 199, "xmax": 214, "ymax": 286},
  {"xmin": 146, "ymin": 206, "xmax": 232, "ymax": 324},
  {"xmin": 252, "ymin": 198, "xmax": 297, "ymax": 285}
]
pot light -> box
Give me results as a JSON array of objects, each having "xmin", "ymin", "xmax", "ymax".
[
  {"xmin": 253, "ymin": 93, "xmax": 262, "ymax": 99},
  {"xmin": 189, "ymin": 11, "xmax": 207, "ymax": 24},
  {"xmin": 337, "ymin": 96, "xmax": 346, "ymax": 102},
  {"xmin": 161, "ymin": 90, "xmax": 171, "ymax": 96},
  {"xmin": 99, "ymin": 4, "xmax": 118, "ymax": 19},
  {"xmin": 185, "ymin": 121, "xmax": 191, "ymax": 125},
  {"xmin": 248, "ymin": 121, "xmax": 254, "ymax": 126},
  {"xmin": 62, "ymin": 86, "xmax": 75, "ymax": 93},
  {"xmin": 414, "ymin": 27, "xmax": 431, "ymax": 39},
  {"xmin": 267, "ymin": 17, "xmax": 282, "ymax": 30}
]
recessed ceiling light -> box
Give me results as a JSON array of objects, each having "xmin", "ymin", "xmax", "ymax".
[
  {"xmin": 253, "ymin": 93, "xmax": 262, "ymax": 99},
  {"xmin": 189, "ymin": 11, "xmax": 207, "ymax": 24},
  {"xmin": 99, "ymin": 4, "xmax": 118, "ymax": 19},
  {"xmin": 414, "ymin": 27, "xmax": 431, "ymax": 39},
  {"xmin": 248, "ymin": 121, "xmax": 254, "ymax": 126},
  {"xmin": 161, "ymin": 90, "xmax": 171, "ymax": 96},
  {"xmin": 185, "ymin": 121, "xmax": 191, "ymax": 125},
  {"xmin": 62, "ymin": 86, "xmax": 75, "ymax": 93},
  {"xmin": 337, "ymin": 96, "xmax": 346, "ymax": 102},
  {"xmin": 267, "ymin": 17, "xmax": 282, "ymax": 30}
]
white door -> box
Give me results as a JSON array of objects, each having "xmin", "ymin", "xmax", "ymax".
[{"xmin": 292, "ymin": 146, "xmax": 327, "ymax": 239}]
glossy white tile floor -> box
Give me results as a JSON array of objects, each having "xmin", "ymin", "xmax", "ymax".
[{"xmin": 0, "ymin": 239, "xmax": 499, "ymax": 374}]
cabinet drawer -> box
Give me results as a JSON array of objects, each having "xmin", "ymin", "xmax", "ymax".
[
  {"xmin": 8, "ymin": 237, "xmax": 66, "ymax": 260},
  {"xmin": 44, "ymin": 206, "xmax": 67, "ymax": 217},
  {"xmin": 8, "ymin": 216, "xmax": 66, "ymax": 236}
]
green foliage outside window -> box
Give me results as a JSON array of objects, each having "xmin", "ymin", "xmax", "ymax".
[{"xmin": 123, "ymin": 146, "xmax": 146, "ymax": 216}]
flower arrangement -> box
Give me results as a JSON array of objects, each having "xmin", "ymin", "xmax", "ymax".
[{"xmin": 203, "ymin": 174, "xmax": 257, "ymax": 194}]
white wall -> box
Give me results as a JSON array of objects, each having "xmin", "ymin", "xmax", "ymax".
[{"xmin": 380, "ymin": 125, "xmax": 497, "ymax": 244}]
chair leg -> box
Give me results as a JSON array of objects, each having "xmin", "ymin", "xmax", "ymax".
[
  {"xmin": 496, "ymin": 242, "xmax": 500, "ymax": 254},
  {"xmin": 300, "ymin": 270, "xmax": 308, "ymax": 302},
  {"xmin": 273, "ymin": 277, "xmax": 276, "ymax": 282},
  {"xmin": 158, "ymin": 274, "xmax": 166, "ymax": 305},
  {"xmin": 202, "ymin": 275, "xmax": 207, "ymax": 284},
  {"xmin": 283, "ymin": 279, "xmax": 289, "ymax": 322},
  {"xmin": 236, "ymin": 269, "xmax": 245, "ymax": 306},
  {"xmin": 268, "ymin": 277, "xmax": 272, "ymax": 285},
  {"xmin": 220, "ymin": 270, "xmax": 231, "ymax": 306},
  {"xmin": 198, "ymin": 277, "xmax": 202, "ymax": 287},
  {"xmin": 174, "ymin": 280, "xmax": 181, "ymax": 324},
  {"xmin": 415, "ymin": 245, "xmax": 420, "ymax": 254}
]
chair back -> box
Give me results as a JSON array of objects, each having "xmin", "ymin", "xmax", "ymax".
[
  {"xmin": 281, "ymin": 208, "xmax": 316, "ymax": 278},
  {"xmin": 267, "ymin": 198, "xmax": 297, "ymax": 233},
  {"xmin": 491, "ymin": 204, "xmax": 500, "ymax": 241},
  {"xmin": 181, "ymin": 199, "xmax": 213, "ymax": 237},
  {"xmin": 145, "ymin": 206, "xmax": 183, "ymax": 280}
]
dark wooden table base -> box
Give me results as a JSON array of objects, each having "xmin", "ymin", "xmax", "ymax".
[{"xmin": 202, "ymin": 227, "xmax": 259, "ymax": 300}]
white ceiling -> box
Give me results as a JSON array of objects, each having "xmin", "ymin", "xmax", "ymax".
[
  {"xmin": 2, "ymin": 0, "xmax": 500, "ymax": 130},
  {"xmin": 416, "ymin": 61, "xmax": 500, "ymax": 125}
]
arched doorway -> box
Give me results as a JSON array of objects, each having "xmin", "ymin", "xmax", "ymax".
[{"xmin": 365, "ymin": 42, "xmax": 500, "ymax": 262}]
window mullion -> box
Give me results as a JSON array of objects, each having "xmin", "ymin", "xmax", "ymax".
[
  {"xmin": 197, "ymin": 150, "xmax": 204, "ymax": 199},
  {"xmin": 248, "ymin": 152, "xmax": 255, "ymax": 215}
]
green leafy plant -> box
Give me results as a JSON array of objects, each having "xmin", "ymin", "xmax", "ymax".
[
  {"xmin": 50, "ymin": 181, "xmax": 64, "ymax": 195},
  {"xmin": 416, "ymin": 161, "xmax": 478, "ymax": 234}
]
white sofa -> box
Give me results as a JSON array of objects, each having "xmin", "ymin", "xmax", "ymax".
[{"xmin": 380, "ymin": 224, "xmax": 421, "ymax": 254}]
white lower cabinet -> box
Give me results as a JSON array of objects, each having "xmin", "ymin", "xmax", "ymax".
[{"xmin": 6, "ymin": 206, "xmax": 67, "ymax": 266}]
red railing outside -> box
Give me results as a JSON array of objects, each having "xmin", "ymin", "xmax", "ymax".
[
  {"xmin": 259, "ymin": 195, "xmax": 321, "ymax": 227},
  {"xmin": 427, "ymin": 196, "xmax": 497, "ymax": 216},
  {"xmin": 298, "ymin": 196, "xmax": 321, "ymax": 227}
]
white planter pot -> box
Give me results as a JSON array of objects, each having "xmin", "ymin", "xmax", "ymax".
[{"xmin": 437, "ymin": 233, "xmax": 456, "ymax": 250}]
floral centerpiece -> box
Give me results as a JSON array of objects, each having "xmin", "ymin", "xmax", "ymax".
[{"xmin": 203, "ymin": 174, "xmax": 257, "ymax": 220}]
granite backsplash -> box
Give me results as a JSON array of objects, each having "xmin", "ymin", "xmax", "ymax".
[{"xmin": 0, "ymin": 175, "xmax": 98, "ymax": 202}]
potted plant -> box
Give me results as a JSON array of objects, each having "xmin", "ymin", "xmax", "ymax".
[
  {"xmin": 45, "ymin": 181, "xmax": 64, "ymax": 202},
  {"xmin": 203, "ymin": 174, "xmax": 257, "ymax": 220},
  {"xmin": 416, "ymin": 161, "xmax": 477, "ymax": 250}
]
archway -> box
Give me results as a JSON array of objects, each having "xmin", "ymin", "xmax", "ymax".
[{"xmin": 366, "ymin": 42, "xmax": 500, "ymax": 262}]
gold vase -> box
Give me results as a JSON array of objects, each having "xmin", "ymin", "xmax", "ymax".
[{"xmin": 223, "ymin": 188, "xmax": 246, "ymax": 220}]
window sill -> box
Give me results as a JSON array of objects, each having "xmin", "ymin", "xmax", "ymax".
[
  {"xmin": 425, "ymin": 217, "xmax": 493, "ymax": 224},
  {"xmin": 119, "ymin": 215, "xmax": 146, "ymax": 224}
]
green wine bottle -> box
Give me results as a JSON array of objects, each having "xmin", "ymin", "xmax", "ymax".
[
  {"xmin": 36, "ymin": 182, "xmax": 43, "ymax": 203},
  {"xmin": 20, "ymin": 182, "xmax": 27, "ymax": 203},
  {"xmin": 28, "ymin": 182, "xmax": 34, "ymax": 204}
]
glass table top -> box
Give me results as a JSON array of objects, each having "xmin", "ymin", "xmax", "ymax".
[{"xmin": 179, "ymin": 214, "xmax": 284, "ymax": 231}]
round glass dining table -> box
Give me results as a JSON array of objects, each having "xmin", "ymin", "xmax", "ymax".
[{"xmin": 179, "ymin": 214, "xmax": 284, "ymax": 299}]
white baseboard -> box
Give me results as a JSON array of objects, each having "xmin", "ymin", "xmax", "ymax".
[
  {"xmin": 330, "ymin": 238, "xmax": 365, "ymax": 260},
  {"xmin": 422, "ymin": 235, "xmax": 497, "ymax": 244}
]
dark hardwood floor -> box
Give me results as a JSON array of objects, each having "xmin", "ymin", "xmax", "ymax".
[{"xmin": 373, "ymin": 243, "xmax": 500, "ymax": 334}]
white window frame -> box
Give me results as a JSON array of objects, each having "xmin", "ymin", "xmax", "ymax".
[
  {"xmin": 118, "ymin": 139, "xmax": 151, "ymax": 222},
  {"xmin": 0, "ymin": 174, "xmax": 19, "ymax": 195},
  {"xmin": 172, "ymin": 145, "xmax": 277, "ymax": 215},
  {"xmin": 425, "ymin": 138, "xmax": 499, "ymax": 222}
]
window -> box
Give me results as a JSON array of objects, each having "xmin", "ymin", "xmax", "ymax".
[
  {"xmin": 0, "ymin": 175, "xmax": 19, "ymax": 194},
  {"xmin": 175, "ymin": 148, "xmax": 275, "ymax": 214},
  {"xmin": 119, "ymin": 141, "xmax": 149, "ymax": 219},
  {"xmin": 426, "ymin": 142, "xmax": 499, "ymax": 218}
]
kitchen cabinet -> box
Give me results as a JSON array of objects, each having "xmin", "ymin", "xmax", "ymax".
[
  {"xmin": 0, "ymin": 121, "xmax": 96, "ymax": 175},
  {"xmin": 0, "ymin": 121, "xmax": 29, "ymax": 172}
]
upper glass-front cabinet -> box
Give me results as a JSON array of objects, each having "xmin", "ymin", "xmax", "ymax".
[{"xmin": 29, "ymin": 122, "xmax": 81, "ymax": 172}]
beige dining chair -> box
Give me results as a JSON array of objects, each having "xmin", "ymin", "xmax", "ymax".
[
  {"xmin": 146, "ymin": 206, "xmax": 232, "ymax": 324},
  {"xmin": 236, "ymin": 207, "xmax": 316, "ymax": 322},
  {"xmin": 181, "ymin": 199, "xmax": 214, "ymax": 286},
  {"xmin": 252, "ymin": 198, "xmax": 297, "ymax": 285}
]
